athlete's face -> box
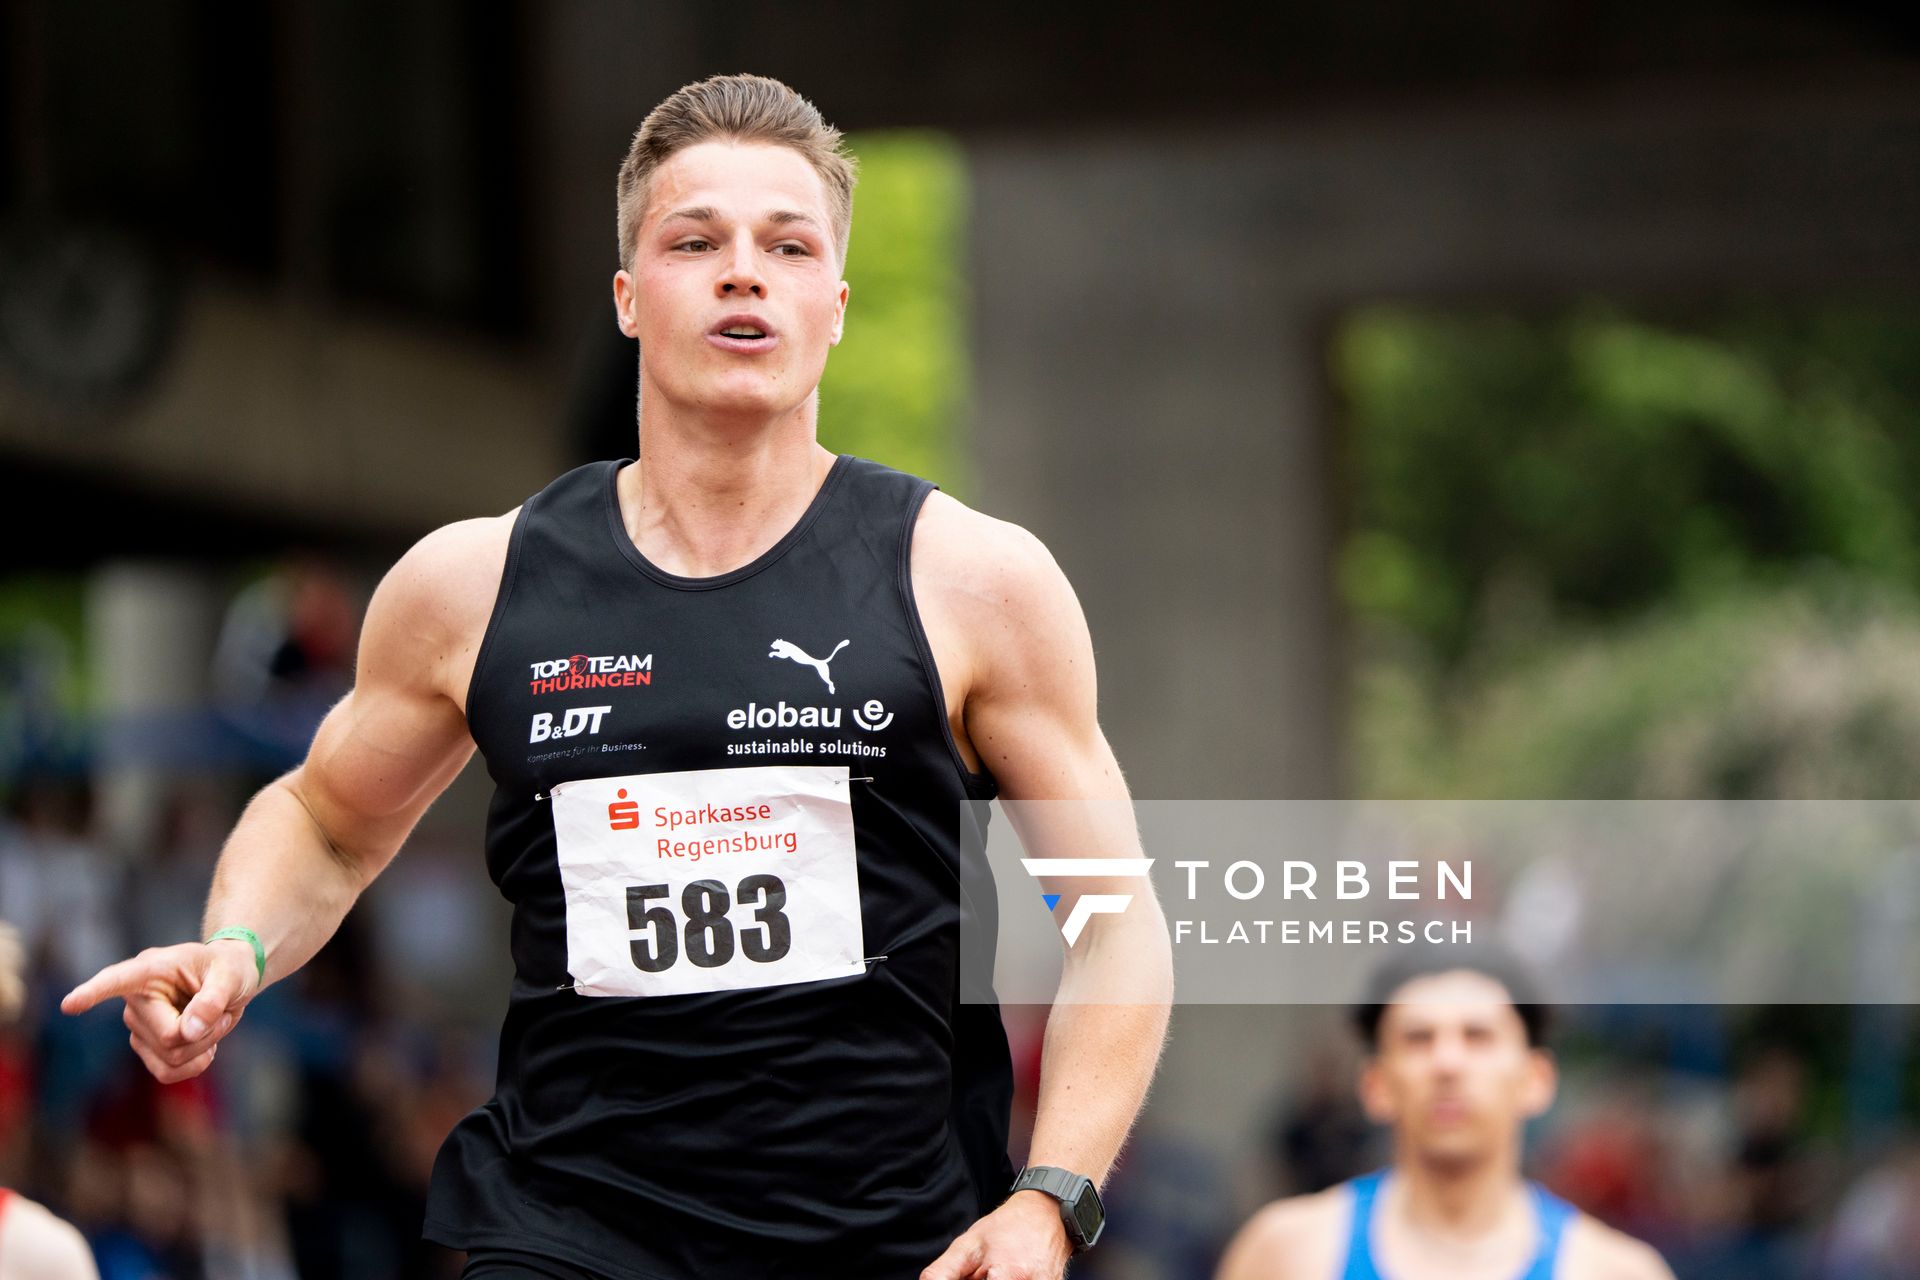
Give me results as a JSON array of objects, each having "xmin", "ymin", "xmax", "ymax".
[
  {"xmin": 612, "ymin": 140, "xmax": 849, "ymax": 421},
  {"xmin": 1358, "ymin": 971, "xmax": 1555, "ymax": 1171}
]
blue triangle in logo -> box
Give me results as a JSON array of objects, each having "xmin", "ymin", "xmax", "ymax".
[{"xmin": 1042, "ymin": 893, "xmax": 1062, "ymax": 912}]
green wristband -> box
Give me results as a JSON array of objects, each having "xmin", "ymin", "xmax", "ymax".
[{"xmin": 203, "ymin": 927, "xmax": 266, "ymax": 982}]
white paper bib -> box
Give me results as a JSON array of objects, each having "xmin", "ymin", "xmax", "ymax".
[{"xmin": 548, "ymin": 764, "xmax": 866, "ymax": 998}]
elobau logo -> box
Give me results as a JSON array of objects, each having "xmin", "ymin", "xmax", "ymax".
[
  {"xmin": 724, "ymin": 697, "xmax": 892, "ymax": 732},
  {"xmin": 529, "ymin": 652, "xmax": 652, "ymax": 696}
]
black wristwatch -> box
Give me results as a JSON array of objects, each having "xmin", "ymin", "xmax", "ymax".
[{"xmin": 1009, "ymin": 1165, "xmax": 1105, "ymax": 1252}]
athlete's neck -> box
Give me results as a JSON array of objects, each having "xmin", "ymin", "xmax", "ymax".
[
  {"xmin": 617, "ymin": 414, "xmax": 837, "ymax": 579},
  {"xmin": 1386, "ymin": 1143, "xmax": 1529, "ymax": 1242}
]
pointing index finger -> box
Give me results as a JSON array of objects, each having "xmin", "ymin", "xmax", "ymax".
[{"xmin": 60, "ymin": 956, "xmax": 157, "ymax": 1016}]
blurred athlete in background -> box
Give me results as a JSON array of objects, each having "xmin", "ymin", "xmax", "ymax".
[{"xmin": 1218, "ymin": 944, "xmax": 1673, "ymax": 1280}]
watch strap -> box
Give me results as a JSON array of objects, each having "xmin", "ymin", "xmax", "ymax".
[
  {"xmin": 1010, "ymin": 1165, "xmax": 1104, "ymax": 1251},
  {"xmin": 1011, "ymin": 1165, "xmax": 1080, "ymax": 1201}
]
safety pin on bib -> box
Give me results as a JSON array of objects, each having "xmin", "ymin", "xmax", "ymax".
[{"xmin": 540, "ymin": 777, "xmax": 872, "ymax": 802}]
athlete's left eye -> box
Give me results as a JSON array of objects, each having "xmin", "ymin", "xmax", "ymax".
[{"xmin": 774, "ymin": 243, "xmax": 809, "ymax": 256}]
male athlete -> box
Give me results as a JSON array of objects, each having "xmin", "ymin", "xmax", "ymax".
[
  {"xmin": 1217, "ymin": 946, "xmax": 1672, "ymax": 1280},
  {"xmin": 61, "ymin": 74, "xmax": 1173, "ymax": 1279}
]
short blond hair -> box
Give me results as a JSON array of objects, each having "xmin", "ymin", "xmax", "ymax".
[{"xmin": 616, "ymin": 73, "xmax": 858, "ymax": 271}]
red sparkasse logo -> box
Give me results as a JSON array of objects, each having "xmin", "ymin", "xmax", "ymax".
[
  {"xmin": 608, "ymin": 787, "xmax": 640, "ymax": 830},
  {"xmin": 529, "ymin": 652, "xmax": 653, "ymax": 696}
]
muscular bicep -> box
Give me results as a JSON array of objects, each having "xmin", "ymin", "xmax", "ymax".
[
  {"xmin": 962, "ymin": 527, "xmax": 1122, "ymax": 803},
  {"xmin": 295, "ymin": 678, "xmax": 473, "ymax": 871},
  {"xmin": 289, "ymin": 519, "xmax": 502, "ymax": 875},
  {"xmin": 958, "ymin": 524, "xmax": 1155, "ymax": 917}
]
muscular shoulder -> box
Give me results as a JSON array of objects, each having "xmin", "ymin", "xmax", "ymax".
[
  {"xmin": 362, "ymin": 509, "xmax": 519, "ymax": 702},
  {"xmin": 910, "ymin": 490, "xmax": 1085, "ymax": 679},
  {"xmin": 1214, "ymin": 1188, "xmax": 1349, "ymax": 1280},
  {"xmin": 377, "ymin": 512, "xmax": 518, "ymax": 631},
  {"xmin": 910, "ymin": 489, "xmax": 1064, "ymax": 614},
  {"xmin": 1560, "ymin": 1213, "xmax": 1676, "ymax": 1280}
]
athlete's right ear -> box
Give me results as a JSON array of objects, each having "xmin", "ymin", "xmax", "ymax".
[
  {"xmin": 1356, "ymin": 1058, "xmax": 1395, "ymax": 1125},
  {"xmin": 1519, "ymin": 1045, "xmax": 1558, "ymax": 1119},
  {"xmin": 613, "ymin": 270, "xmax": 642, "ymax": 339}
]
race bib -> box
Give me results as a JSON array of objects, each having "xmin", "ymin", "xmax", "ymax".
[{"xmin": 548, "ymin": 764, "xmax": 866, "ymax": 998}]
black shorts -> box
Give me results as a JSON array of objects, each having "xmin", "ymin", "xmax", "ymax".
[{"xmin": 459, "ymin": 1246, "xmax": 620, "ymax": 1280}]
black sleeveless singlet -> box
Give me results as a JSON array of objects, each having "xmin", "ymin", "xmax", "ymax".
[{"xmin": 421, "ymin": 454, "xmax": 1015, "ymax": 1279}]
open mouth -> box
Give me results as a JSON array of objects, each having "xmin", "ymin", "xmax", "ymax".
[{"xmin": 707, "ymin": 317, "xmax": 778, "ymax": 354}]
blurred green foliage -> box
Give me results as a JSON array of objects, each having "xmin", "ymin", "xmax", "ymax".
[
  {"xmin": 1336, "ymin": 300, "xmax": 1920, "ymax": 798},
  {"xmin": 816, "ymin": 129, "xmax": 974, "ymax": 498},
  {"xmin": 1354, "ymin": 573, "xmax": 1920, "ymax": 798},
  {"xmin": 0, "ymin": 576, "xmax": 88, "ymax": 779}
]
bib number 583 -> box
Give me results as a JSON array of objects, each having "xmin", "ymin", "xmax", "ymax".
[{"xmin": 625, "ymin": 874, "xmax": 792, "ymax": 973}]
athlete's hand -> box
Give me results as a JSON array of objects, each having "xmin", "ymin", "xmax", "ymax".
[
  {"xmin": 59, "ymin": 940, "xmax": 260, "ymax": 1083},
  {"xmin": 921, "ymin": 1190, "xmax": 1073, "ymax": 1280}
]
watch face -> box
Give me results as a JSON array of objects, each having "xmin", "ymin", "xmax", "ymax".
[{"xmin": 1069, "ymin": 1181, "xmax": 1104, "ymax": 1243}]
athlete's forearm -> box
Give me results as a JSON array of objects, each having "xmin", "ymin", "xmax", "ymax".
[
  {"xmin": 1022, "ymin": 906, "xmax": 1173, "ymax": 1187},
  {"xmin": 198, "ymin": 772, "xmax": 374, "ymax": 991}
]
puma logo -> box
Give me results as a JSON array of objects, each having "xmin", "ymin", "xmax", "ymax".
[{"xmin": 768, "ymin": 638, "xmax": 850, "ymax": 694}]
